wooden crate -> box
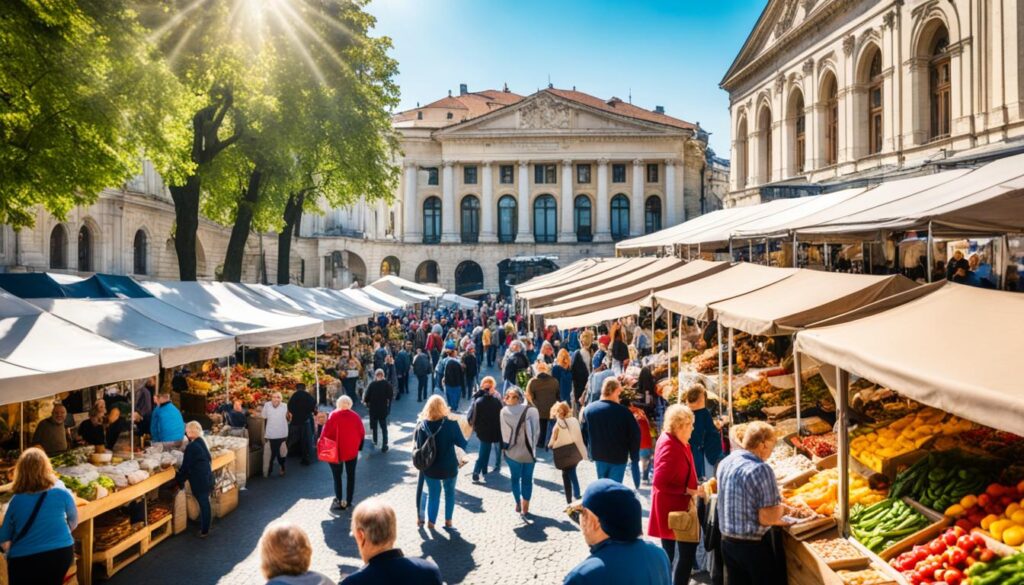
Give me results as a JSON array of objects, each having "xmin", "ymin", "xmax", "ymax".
[
  {"xmin": 93, "ymin": 527, "xmax": 147, "ymax": 579},
  {"xmin": 145, "ymin": 514, "xmax": 173, "ymax": 551},
  {"xmin": 876, "ymin": 498, "xmax": 950, "ymax": 561}
]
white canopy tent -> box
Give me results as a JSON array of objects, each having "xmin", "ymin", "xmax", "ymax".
[
  {"xmin": 368, "ymin": 280, "xmax": 431, "ymax": 305},
  {"xmin": 372, "ymin": 275, "xmax": 446, "ymax": 298},
  {"xmin": 271, "ymin": 284, "xmax": 372, "ymax": 330},
  {"xmin": 0, "ymin": 290, "xmax": 158, "ymax": 402},
  {"xmin": 29, "ymin": 298, "xmax": 236, "ymax": 368},
  {"xmin": 141, "ymin": 281, "xmax": 324, "ymax": 347},
  {"xmin": 335, "ymin": 288, "xmax": 401, "ymax": 313},
  {"xmin": 515, "ymin": 258, "xmax": 635, "ymax": 299},
  {"xmin": 520, "ymin": 257, "xmax": 665, "ymax": 307},
  {"xmin": 511, "ymin": 258, "xmax": 599, "ymax": 294},
  {"xmin": 358, "ymin": 284, "xmax": 412, "ymax": 309},
  {"xmin": 529, "ymin": 258, "xmax": 684, "ymax": 309},
  {"xmin": 654, "ymin": 263, "xmax": 798, "ymax": 321},
  {"xmin": 230, "ymin": 284, "xmax": 367, "ymax": 334},
  {"xmin": 440, "ymin": 293, "xmax": 479, "ymax": 309}
]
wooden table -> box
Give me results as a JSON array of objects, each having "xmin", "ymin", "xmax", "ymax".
[{"xmin": 74, "ymin": 452, "xmax": 235, "ymax": 585}]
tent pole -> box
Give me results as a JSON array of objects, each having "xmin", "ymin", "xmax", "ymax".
[
  {"xmin": 716, "ymin": 320, "xmax": 726, "ymax": 422},
  {"xmin": 727, "ymin": 327, "xmax": 735, "ymax": 424},
  {"xmin": 926, "ymin": 221, "xmax": 934, "ymax": 283},
  {"xmin": 793, "ymin": 341, "xmax": 802, "ymax": 434},
  {"xmin": 130, "ymin": 380, "xmax": 136, "ymax": 458},
  {"xmin": 792, "ymin": 232, "xmax": 798, "ymax": 268},
  {"xmin": 763, "ymin": 238, "xmax": 769, "ymax": 266},
  {"xmin": 728, "ymin": 238, "xmax": 734, "ymax": 261},
  {"xmin": 748, "ymin": 240, "xmax": 752, "ymax": 263},
  {"xmin": 667, "ymin": 309, "xmax": 673, "ymax": 383},
  {"xmin": 314, "ymin": 339, "xmax": 321, "ymax": 405},
  {"xmin": 837, "ymin": 367, "xmax": 851, "ymax": 537},
  {"xmin": 20, "ymin": 402, "xmax": 24, "ymax": 452}
]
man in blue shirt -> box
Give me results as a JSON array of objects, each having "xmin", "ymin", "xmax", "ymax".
[
  {"xmin": 563, "ymin": 479, "xmax": 670, "ymax": 585},
  {"xmin": 150, "ymin": 393, "xmax": 185, "ymax": 444},
  {"xmin": 342, "ymin": 498, "xmax": 441, "ymax": 585}
]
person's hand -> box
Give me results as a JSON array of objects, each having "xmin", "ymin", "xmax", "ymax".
[{"xmin": 696, "ymin": 484, "xmax": 706, "ymax": 499}]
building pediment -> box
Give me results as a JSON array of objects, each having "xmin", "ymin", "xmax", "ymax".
[{"xmin": 433, "ymin": 91, "xmax": 686, "ymax": 140}]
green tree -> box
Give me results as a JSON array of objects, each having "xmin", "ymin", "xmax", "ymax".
[{"xmin": 0, "ymin": 0, "xmax": 193, "ymax": 228}]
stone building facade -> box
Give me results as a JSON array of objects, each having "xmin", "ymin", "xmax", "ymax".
[
  {"xmin": 0, "ymin": 85, "xmax": 727, "ymax": 293},
  {"xmin": 721, "ymin": 0, "xmax": 1024, "ymax": 207}
]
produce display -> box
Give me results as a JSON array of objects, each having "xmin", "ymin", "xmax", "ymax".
[
  {"xmin": 147, "ymin": 502, "xmax": 172, "ymax": 525},
  {"xmin": 851, "ymin": 386, "xmax": 921, "ymax": 423},
  {"xmin": 766, "ymin": 442, "xmax": 816, "ymax": 483},
  {"xmin": 836, "ymin": 567, "xmax": 895, "ymax": 585},
  {"xmin": 794, "ymin": 433, "xmax": 838, "ymax": 459},
  {"xmin": 850, "ymin": 498, "xmax": 931, "ymax": 553},
  {"xmin": 851, "ymin": 408, "xmax": 974, "ymax": 473},
  {"xmin": 186, "ymin": 351, "xmax": 340, "ymax": 412},
  {"xmin": 889, "ymin": 451, "xmax": 998, "ymax": 513},
  {"xmin": 735, "ymin": 340, "xmax": 779, "ymax": 369},
  {"xmin": 784, "ymin": 468, "xmax": 887, "ymax": 516},
  {"xmin": 945, "ymin": 480, "xmax": 1024, "ymax": 547},
  {"xmin": 956, "ymin": 428, "xmax": 1024, "ymax": 456},
  {"xmin": 693, "ymin": 347, "xmax": 720, "ymax": 374},
  {"xmin": 806, "ymin": 536, "xmax": 867, "ymax": 565},
  {"xmin": 889, "ymin": 526, "xmax": 999, "ymax": 585},
  {"xmin": 964, "ymin": 553, "xmax": 1024, "ymax": 585}
]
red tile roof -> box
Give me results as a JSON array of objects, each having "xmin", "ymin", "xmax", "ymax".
[{"xmin": 545, "ymin": 88, "xmax": 696, "ymax": 130}]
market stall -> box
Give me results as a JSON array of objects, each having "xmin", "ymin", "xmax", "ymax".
[
  {"xmin": 521, "ymin": 257, "xmax": 671, "ymax": 308},
  {"xmin": 509, "ymin": 257, "xmax": 600, "ymax": 294},
  {"xmin": 228, "ymin": 283, "xmax": 367, "ymax": 335},
  {"xmin": 515, "ymin": 257, "xmax": 642, "ymax": 302},
  {"xmin": 372, "ymin": 274, "xmax": 446, "ymax": 299}
]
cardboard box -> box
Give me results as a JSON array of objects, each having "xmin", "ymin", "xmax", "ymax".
[{"xmin": 212, "ymin": 485, "xmax": 239, "ymax": 518}]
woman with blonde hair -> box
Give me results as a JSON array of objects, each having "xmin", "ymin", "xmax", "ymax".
[
  {"xmin": 0, "ymin": 448, "xmax": 78, "ymax": 584},
  {"xmin": 413, "ymin": 395, "xmax": 467, "ymax": 529},
  {"xmin": 500, "ymin": 387, "xmax": 539, "ymax": 515},
  {"xmin": 609, "ymin": 321, "xmax": 630, "ymax": 372},
  {"xmin": 176, "ymin": 420, "xmax": 214, "ymax": 537},
  {"xmin": 552, "ymin": 348, "xmax": 573, "ymax": 405},
  {"xmin": 259, "ymin": 520, "xmax": 334, "ymax": 584},
  {"xmin": 547, "ymin": 401, "xmax": 587, "ymax": 503},
  {"xmin": 649, "ymin": 405, "xmax": 704, "ymax": 584}
]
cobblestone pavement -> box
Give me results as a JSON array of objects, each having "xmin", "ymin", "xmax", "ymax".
[{"xmin": 109, "ymin": 364, "xmax": 712, "ymax": 584}]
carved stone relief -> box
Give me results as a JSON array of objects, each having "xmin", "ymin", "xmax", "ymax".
[{"xmin": 518, "ymin": 94, "xmax": 571, "ymax": 130}]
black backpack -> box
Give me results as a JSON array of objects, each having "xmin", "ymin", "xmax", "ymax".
[{"xmin": 412, "ymin": 421, "xmax": 441, "ymax": 471}]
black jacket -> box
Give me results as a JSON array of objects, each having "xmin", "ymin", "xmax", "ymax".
[
  {"xmin": 176, "ymin": 438, "xmax": 214, "ymax": 493},
  {"xmin": 287, "ymin": 389, "xmax": 316, "ymax": 424},
  {"xmin": 462, "ymin": 353, "xmax": 479, "ymax": 381},
  {"xmin": 442, "ymin": 357, "xmax": 465, "ymax": 387},
  {"xmin": 467, "ymin": 390, "xmax": 503, "ymax": 443},
  {"xmin": 363, "ymin": 380, "xmax": 393, "ymax": 417},
  {"xmin": 412, "ymin": 353, "xmax": 432, "ymax": 377},
  {"xmin": 570, "ymin": 349, "xmax": 591, "ymax": 400},
  {"xmin": 502, "ymin": 351, "xmax": 529, "ymax": 385}
]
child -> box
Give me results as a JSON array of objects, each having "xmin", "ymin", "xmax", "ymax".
[{"xmin": 625, "ymin": 399, "xmax": 653, "ymax": 487}]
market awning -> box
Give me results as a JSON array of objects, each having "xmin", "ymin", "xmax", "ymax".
[
  {"xmin": 725, "ymin": 187, "xmax": 867, "ymax": 241},
  {"xmin": 512, "ymin": 258, "xmax": 597, "ymax": 294},
  {"xmin": 334, "ymin": 288, "xmax": 401, "ymax": 313},
  {"xmin": 29, "ymin": 298, "xmax": 236, "ymax": 368},
  {"xmin": 531, "ymin": 257, "xmax": 685, "ymax": 309},
  {"xmin": 441, "ymin": 293, "xmax": 479, "ymax": 309},
  {"xmin": 615, "ymin": 207, "xmax": 744, "ymax": 252},
  {"xmin": 141, "ymin": 281, "xmax": 324, "ymax": 347},
  {"xmin": 520, "ymin": 257, "xmax": 665, "ymax": 306},
  {"xmin": 795, "ymin": 282, "xmax": 1024, "ymax": 436},
  {"xmin": 709, "ymin": 271, "xmax": 919, "ymax": 336},
  {"xmin": 359, "ymin": 284, "xmax": 412, "ymax": 309},
  {"xmin": 516, "ymin": 258, "xmax": 635, "ymax": 300},
  {"xmin": 542, "ymin": 260, "xmax": 732, "ymax": 329},
  {"xmin": 0, "ymin": 289, "xmax": 158, "ymax": 402},
  {"xmin": 229, "ymin": 284, "xmax": 366, "ymax": 334},
  {"xmin": 273, "ymin": 284, "xmax": 374, "ymax": 322},
  {"xmin": 372, "ymin": 275, "xmax": 446, "ymax": 298},
  {"xmin": 368, "ymin": 280, "xmax": 431, "ymax": 304},
  {"xmin": 654, "ymin": 263, "xmax": 797, "ymax": 320}
]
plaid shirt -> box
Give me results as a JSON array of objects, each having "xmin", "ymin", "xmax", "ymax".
[{"xmin": 716, "ymin": 449, "xmax": 780, "ymax": 539}]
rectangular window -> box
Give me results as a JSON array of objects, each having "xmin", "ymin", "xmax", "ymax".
[
  {"xmin": 534, "ymin": 163, "xmax": 556, "ymax": 184},
  {"xmin": 463, "ymin": 165, "xmax": 477, "ymax": 185},
  {"xmin": 612, "ymin": 163, "xmax": 626, "ymax": 183},
  {"xmin": 646, "ymin": 163, "xmax": 659, "ymax": 183},
  {"xmin": 576, "ymin": 164, "xmax": 591, "ymax": 184},
  {"xmin": 425, "ymin": 167, "xmax": 439, "ymax": 186},
  {"xmin": 500, "ymin": 165, "xmax": 514, "ymax": 184}
]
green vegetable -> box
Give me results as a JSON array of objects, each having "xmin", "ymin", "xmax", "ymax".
[
  {"xmin": 97, "ymin": 475, "xmax": 115, "ymax": 490},
  {"xmin": 849, "ymin": 498, "xmax": 929, "ymax": 553}
]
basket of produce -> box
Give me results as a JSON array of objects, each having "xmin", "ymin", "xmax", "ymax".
[
  {"xmin": 784, "ymin": 468, "xmax": 888, "ymax": 517},
  {"xmin": 888, "ymin": 525, "xmax": 1005, "ymax": 585},
  {"xmin": 835, "ymin": 567, "xmax": 898, "ymax": 585},
  {"xmin": 888, "ymin": 450, "xmax": 1000, "ymax": 514},
  {"xmin": 850, "ymin": 407, "xmax": 973, "ymax": 477},
  {"xmin": 850, "ymin": 497, "xmax": 946, "ymax": 559},
  {"xmin": 766, "ymin": 442, "xmax": 817, "ymax": 485}
]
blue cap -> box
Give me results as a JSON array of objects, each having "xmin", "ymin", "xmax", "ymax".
[
  {"xmin": 581, "ymin": 479, "xmax": 642, "ymax": 541},
  {"xmin": 444, "ymin": 340, "xmax": 457, "ymax": 351}
]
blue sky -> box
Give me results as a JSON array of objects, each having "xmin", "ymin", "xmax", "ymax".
[{"xmin": 366, "ymin": 0, "xmax": 766, "ymax": 156}]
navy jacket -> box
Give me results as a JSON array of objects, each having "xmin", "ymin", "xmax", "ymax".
[
  {"xmin": 581, "ymin": 400, "xmax": 640, "ymax": 465},
  {"xmin": 176, "ymin": 438, "xmax": 214, "ymax": 494},
  {"xmin": 689, "ymin": 407, "xmax": 724, "ymax": 479},
  {"xmin": 467, "ymin": 390, "xmax": 503, "ymax": 444},
  {"xmin": 340, "ymin": 549, "xmax": 442, "ymax": 585},
  {"xmin": 412, "ymin": 353, "xmax": 432, "ymax": 377},
  {"xmin": 413, "ymin": 418, "xmax": 467, "ymax": 480},
  {"xmin": 395, "ymin": 350, "xmax": 411, "ymax": 376}
]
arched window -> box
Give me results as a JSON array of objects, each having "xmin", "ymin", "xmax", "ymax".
[
  {"xmin": 573, "ymin": 195, "xmax": 592, "ymax": 242},
  {"xmin": 497, "ymin": 195, "xmax": 517, "ymax": 243},
  {"xmin": 790, "ymin": 90, "xmax": 806, "ymax": 174},
  {"xmin": 867, "ymin": 48, "xmax": 884, "ymax": 154},
  {"xmin": 133, "ymin": 230, "xmax": 148, "ymax": 275},
  {"xmin": 454, "ymin": 261, "xmax": 484, "ymax": 295},
  {"xmin": 644, "ymin": 196, "xmax": 662, "ymax": 234},
  {"xmin": 77, "ymin": 225, "xmax": 93, "ymax": 272},
  {"xmin": 415, "ymin": 260, "xmax": 439, "ymax": 284},
  {"xmin": 929, "ymin": 27, "xmax": 951, "ymax": 140},
  {"xmin": 380, "ymin": 256, "xmax": 400, "ymax": 277},
  {"xmin": 460, "ymin": 195, "xmax": 480, "ymax": 243},
  {"xmin": 610, "ymin": 194, "xmax": 630, "ymax": 241},
  {"xmin": 821, "ymin": 73, "xmax": 839, "ymax": 166},
  {"xmin": 757, "ymin": 105, "xmax": 772, "ymax": 184},
  {"xmin": 533, "ymin": 194, "xmax": 557, "ymax": 243},
  {"xmin": 422, "ymin": 197, "xmax": 441, "ymax": 244},
  {"xmin": 735, "ymin": 115, "xmax": 748, "ymax": 187},
  {"xmin": 49, "ymin": 224, "xmax": 68, "ymax": 270}
]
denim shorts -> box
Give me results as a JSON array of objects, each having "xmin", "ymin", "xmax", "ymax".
[{"xmin": 639, "ymin": 448, "xmax": 653, "ymax": 459}]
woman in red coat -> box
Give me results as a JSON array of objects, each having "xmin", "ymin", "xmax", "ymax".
[
  {"xmin": 648, "ymin": 404, "xmax": 704, "ymax": 585},
  {"xmin": 318, "ymin": 395, "xmax": 366, "ymax": 511}
]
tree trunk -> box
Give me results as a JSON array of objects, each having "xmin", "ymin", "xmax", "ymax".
[
  {"xmin": 276, "ymin": 191, "xmax": 305, "ymax": 285},
  {"xmin": 221, "ymin": 169, "xmax": 262, "ymax": 282},
  {"xmin": 169, "ymin": 177, "xmax": 200, "ymax": 281}
]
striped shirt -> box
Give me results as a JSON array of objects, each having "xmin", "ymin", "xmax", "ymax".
[{"xmin": 716, "ymin": 449, "xmax": 780, "ymax": 539}]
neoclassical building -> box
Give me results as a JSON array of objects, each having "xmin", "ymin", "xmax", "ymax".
[
  {"xmin": 303, "ymin": 85, "xmax": 725, "ymax": 294},
  {"xmin": 0, "ymin": 85, "xmax": 727, "ymax": 294},
  {"xmin": 722, "ymin": 0, "xmax": 1024, "ymax": 207}
]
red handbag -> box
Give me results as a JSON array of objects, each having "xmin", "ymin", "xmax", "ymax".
[{"xmin": 317, "ymin": 434, "xmax": 338, "ymax": 463}]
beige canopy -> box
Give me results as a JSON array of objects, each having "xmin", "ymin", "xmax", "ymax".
[
  {"xmin": 513, "ymin": 258, "xmax": 601, "ymax": 294},
  {"xmin": 795, "ymin": 282, "xmax": 1024, "ymax": 436},
  {"xmin": 710, "ymin": 271, "xmax": 919, "ymax": 336},
  {"xmin": 528, "ymin": 257, "xmax": 682, "ymax": 308},
  {"xmin": 654, "ymin": 263, "xmax": 797, "ymax": 320},
  {"xmin": 543, "ymin": 260, "xmax": 731, "ymax": 329},
  {"xmin": 518, "ymin": 257, "xmax": 661, "ymax": 305}
]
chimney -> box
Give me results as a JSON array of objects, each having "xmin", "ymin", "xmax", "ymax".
[
  {"xmin": 459, "ymin": 83, "xmax": 468, "ymax": 95},
  {"xmin": 654, "ymin": 105, "xmax": 665, "ymax": 114},
  {"xmin": 503, "ymin": 82, "xmax": 509, "ymax": 93}
]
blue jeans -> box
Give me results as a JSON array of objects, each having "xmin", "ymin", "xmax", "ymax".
[
  {"xmin": 595, "ymin": 461, "xmax": 627, "ymax": 483},
  {"xmin": 505, "ymin": 457, "xmax": 535, "ymax": 504},
  {"xmin": 630, "ymin": 458, "xmax": 642, "ymax": 488},
  {"xmin": 445, "ymin": 386, "xmax": 461, "ymax": 412},
  {"xmin": 423, "ymin": 476, "xmax": 457, "ymax": 523},
  {"xmin": 473, "ymin": 441, "xmax": 500, "ymax": 477}
]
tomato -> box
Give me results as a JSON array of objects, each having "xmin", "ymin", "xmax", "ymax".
[
  {"xmin": 971, "ymin": 534, "xmax": 987, "ymax": 549},
  {"xmin": 948, "ymin": 546, "xmax": 968, "ymax": 566},
  {"xmin": 929, "ymin": 539, "xmax": 947, "ymax": 555},
  {"xmin": 944, "ymin": 568, "xmax": 963, "ymax": 585},
  {"xmin": 943, "ymin": 532, "xmax": 958, "ymax": 546},
  {"xmin": 978, "ymin": 549, "xmax": 996, "ymax": 562},
  {"xmin": 978, "ymin": 494, "xmax": 992, "ymax": 507},
  {"xmin": 952, "ymin": 526, "xmax": 967, "ymax": 537},
  {"xmin": 956, "ymin": 535, "xmax": 975, "ymax": 552},
  {"xmin": 956, "ymin": 519, "xmax": 975, "ymax": 532}
]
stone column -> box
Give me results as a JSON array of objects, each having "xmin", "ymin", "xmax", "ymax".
[
  {"xmin": 665, "ymin": 159, "xmax": 677, "ymax": 226},
  {"xmin": 559, "ymin": 159, "xmax": 574, "ymax": 241},
  {"xmin": 517, "ymin": 160, "xmax": 530, "ymax": 241},
  {"xmin": 441, "ymin": 161, "xmax": 457, "ymax": 243},
  {"xmin": 630, "ymin": 158, "xmax": 644, "ymax": 236},
  {"xmin": 480, "ymin": 161, "xmax": 496, "ymax": 242},
  {"xmin": 595, "ymin": 158, "xmax": 610, "ymax": 242},
  {"xmin": 376, "ymin": 198, "xmax": 387, "ymax": 239}
]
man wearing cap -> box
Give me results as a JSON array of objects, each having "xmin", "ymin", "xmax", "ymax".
[{"xmin": 564, "ymin": 479, "xmax": 671, "ymax": 585}]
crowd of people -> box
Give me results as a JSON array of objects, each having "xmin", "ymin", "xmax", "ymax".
[{"xmin": 1, "ymin": 296, "xmax": 801, "ymax": 585}]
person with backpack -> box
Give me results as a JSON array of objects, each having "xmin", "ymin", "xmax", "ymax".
[
  {"xmin": 500, "ymin": 386, "xmax": 539, "ymax": 516},
  {"xmin": 0, "ymin": 448, "xmax": 78, "ymax": 585},
  {"xmin": 436, "ymin": 342, "xmax": 465, "ymax": 412},
  {"xmin": 412, "ymin": 396, "xmax": 468, "ymax": 530},
  {"xmin": 467, "ymin": 376, "xmax": 503, "ymax": 481}
]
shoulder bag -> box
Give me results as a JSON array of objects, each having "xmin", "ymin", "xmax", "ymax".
[
  {"xmin": 552, "ymin": 420, "xmax": 582, "ymax": 470},
  {"xmin": 509, "ymin": 408, "xmax": 535, "ymax": 462},
  {"xmin": 317, "ymin": 426, "xmax": 338, "ymax": 463},
  {"xmin": 668, "ymin": 499, "xmax": 700, "ymax": 543}
]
